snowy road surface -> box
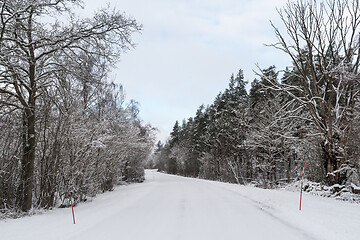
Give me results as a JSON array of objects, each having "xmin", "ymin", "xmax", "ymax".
[{"xmin": 1, "ymin": 170, "xmax": 360, "ymax": 240}]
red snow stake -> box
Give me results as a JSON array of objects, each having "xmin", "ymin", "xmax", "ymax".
[
  {"xmin": 70, "ymin": 199, "xmax": 76, "ymax": 224},
  {"xmin": 299, "ymin": 161, "xmax": 305, "ymax": 211}
]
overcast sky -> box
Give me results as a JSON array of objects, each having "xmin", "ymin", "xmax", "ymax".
[{"xmin": 82, "ymin": 0, "xmax": 290, "ymax": 142}]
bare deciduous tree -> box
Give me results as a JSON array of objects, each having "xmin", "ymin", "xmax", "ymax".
[
  {"xmin": 266, "ymin": 0, "xmax": 360, "ymax": 185},
  {"xmin": 0, "ymin": 0, "xmax": 141, "ymax": 211}
]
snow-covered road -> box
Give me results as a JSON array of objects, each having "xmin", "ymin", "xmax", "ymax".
[{"xmin": 1, "ymin": 170, "xmax": 359, "ymax": 240}]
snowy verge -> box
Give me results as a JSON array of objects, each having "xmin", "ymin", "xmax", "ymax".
[
  {"xmin": 0, "ymin": 181, "xmax": 133, "ymax": 220},
  {"xmin": 199, "ymin": 177, "xmax": 360, "ymax": 240}
]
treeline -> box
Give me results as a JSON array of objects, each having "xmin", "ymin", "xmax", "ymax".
[
  {"xmin": 153, "ymin": 65, "xmax": 359, "ymax": 188},
  {"xmin": 152, "ymin": 0, "xmax": 360, "ymax": 188},
  {"xmin": 0, "ymin": 0, "xmax": 154, "ymax": 214},
  {"xmin": 152, "ymin": 68, "xmax": 311, "ymax": 186}
]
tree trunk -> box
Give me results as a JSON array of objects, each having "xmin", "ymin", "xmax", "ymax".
[
  {"xmin": 20, "ymin": 107, "xmax": 36, "ymax": 212},
  {"xmin": 323, "ymin": 140, "xmax": 339, "ymax": 185},
  {"xmin": 21, "ymin": 38, "xmax": 36, "ymax": 211},
  {"xmin": 285, "ymin": 150, "xmax": 291, "ymax": 183}
]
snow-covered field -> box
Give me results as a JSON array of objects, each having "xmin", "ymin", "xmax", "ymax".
[{"xmin": 1, "ymin": 170, "xmax": 359, "ymax": 240}]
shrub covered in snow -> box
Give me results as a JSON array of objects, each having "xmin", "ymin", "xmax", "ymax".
[{"xmin": 285, "ymin": 180, "xmax": 360, "ymax": 203}]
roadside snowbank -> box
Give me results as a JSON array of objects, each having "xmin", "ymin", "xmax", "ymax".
[{"xmin": 206, "ymin": 178, "xmax": 360, "ymax": 240}]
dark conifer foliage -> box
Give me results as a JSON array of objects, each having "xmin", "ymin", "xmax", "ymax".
[
  {"xmin": 155, "ymin": 0, "xmax": 360, "ymax": 189},
  {"xmin": 156, "ymin": 65, "xmax": 360, "ymax": 188}
]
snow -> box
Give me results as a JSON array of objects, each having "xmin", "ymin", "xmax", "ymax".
[
  {"xmin": 351, "ymin": 183, "xmax": 360, "ymax": 191},
  {"xmin": 285, "ymin": 180, "xmax": 360, "ymax": 202},
  {"xmin": 1, "ymin": 170, "xmax": 359, "ymax": 240}
]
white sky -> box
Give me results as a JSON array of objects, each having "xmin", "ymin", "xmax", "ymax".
[{"xmin": 82, "ymin": 0, "xmax": 290, "ymax": 142}]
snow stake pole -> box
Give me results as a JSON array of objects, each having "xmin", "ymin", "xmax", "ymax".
[
  {"xmin": 70, "ymin": 198, "xmax": 76, "ymax": 224},
  {"xmin": 299, "ymin": 161, "xmax": 305, "ymax": 211}
]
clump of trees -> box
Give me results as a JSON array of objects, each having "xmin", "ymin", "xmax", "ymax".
[
  {"xmin": 153, "ymin": 0, "xmax": 360, "ymax": 189},
  {"xmin": 0, "ymin": 0, "xmax": 154, "ymax": 214}
]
